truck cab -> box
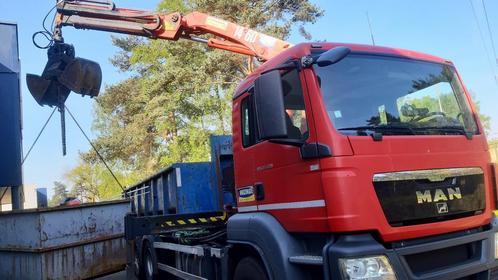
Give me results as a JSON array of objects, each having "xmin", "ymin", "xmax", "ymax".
[
  {"xmin": 124, "ymin": 42, "xmax": 498, "ymax": 280},
  {"xmin": 230, "ymin": 42, "xmax": 498, "ymax": 279}
]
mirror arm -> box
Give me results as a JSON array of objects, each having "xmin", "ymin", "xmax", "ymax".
[
  {"xmin": 269, "ymin": 138, "xmax": 305, "ymax": 147},
  {"xmin": 268, "ymin": 140, "xmax": 333, "ymax": 159},
  {"xmin": 300, "ymin": 55, "xmax": 316, "ymax": 68},
  {"xmin": 300, "ymin": 142, "xmax": 332, "ymax": 159},
  {"xmin": 261, "ymin": 60, "xmax": 299, "ymax": 75}
]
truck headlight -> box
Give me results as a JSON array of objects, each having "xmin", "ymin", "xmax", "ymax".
[
  {"xmin": 339, "ymin": 255, "xmax": 396, "ymax": 280},
  {"xmin": 494, "ymin": 232, "xmax": 498, "ymax": 259}
]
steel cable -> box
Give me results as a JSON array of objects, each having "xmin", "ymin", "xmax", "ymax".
[
  {"xmin": 22, "ymin": 107, "xmax": 57, "ymax": 165},
  {"xmin": 469, "ymin": 0, "xmax": 498, "ymax": 89},
  {"xmin": 65, "ymin": 105, "xmax": 127, "ymax": 196},
  {"xmin": 482, "ymin": 0, "xmax": 498, "ymax": 68}
]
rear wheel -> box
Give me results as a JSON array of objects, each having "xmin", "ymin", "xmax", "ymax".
[
  {"xmin": 142, "ymin": 246, "xmax": 158, "ymax": 280},
  {"xmin": 233, "ymin": 256, "xmax": 268, "ymax": 280}
]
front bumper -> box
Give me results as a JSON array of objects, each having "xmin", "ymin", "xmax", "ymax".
[{"xmin": 324, "ymin": 220, "xmax": 498, "ymax": 280}]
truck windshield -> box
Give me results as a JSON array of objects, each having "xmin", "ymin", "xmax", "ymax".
[{"xmin": 313, "ymin": 54, "xmax": 479, "ymax": 137}]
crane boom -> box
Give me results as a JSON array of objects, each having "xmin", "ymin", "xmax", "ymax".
[
  {"xmin": 55, "ymin": 0, "xmax": 292, "ymax": 61},
  {"xmin": 29, "ymin": 0, "xmax": 293, "ymax": 154}
]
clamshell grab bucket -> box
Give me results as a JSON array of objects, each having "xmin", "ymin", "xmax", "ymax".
[{"xmin": 26, "ymin": 43, "xmax": 102, "ymax": 107}]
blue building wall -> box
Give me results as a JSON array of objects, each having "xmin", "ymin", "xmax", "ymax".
[{"xmin": 0, "ymin": 22, "xmax": 22, "ymax": 188}]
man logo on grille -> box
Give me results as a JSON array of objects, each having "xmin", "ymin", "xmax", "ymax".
[
  {"xmin": 416, "ymin": 187, "xmax": 462, "ymax": 204},
  {"xmin": 436, "ymin": 202, "xmax": 449, "ymax": 214}
]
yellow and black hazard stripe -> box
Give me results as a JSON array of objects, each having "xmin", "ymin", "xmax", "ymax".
[
  {"xmin": 125, "ymin": 211, "xmax": 230, "ymax": 239},
  {"xmin": 160, "ymin": 211, "xmax": 228, "ymax": 228}
]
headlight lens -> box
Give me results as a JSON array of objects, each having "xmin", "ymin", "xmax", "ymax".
[
  {"xmin": 494, "ymin": 232, "xmax": 498, "ymax": 259},
  {"xmin": 339, "ymin": 255, "xmax": 396, "ymax": 280}
]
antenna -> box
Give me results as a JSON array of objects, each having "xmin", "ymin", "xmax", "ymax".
[{"xmin": 366, "ymin": 11, "xmax": 376, "ymax": 46}]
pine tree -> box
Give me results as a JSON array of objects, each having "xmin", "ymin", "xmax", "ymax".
[{"xmin": 66, "ymin": 0, "xmax": 324, "ymax": 198}]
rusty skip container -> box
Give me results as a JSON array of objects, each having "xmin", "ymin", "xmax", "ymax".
[{"xmin": 0, "ymin": 200, "xmax": 130, "ymax": 279}]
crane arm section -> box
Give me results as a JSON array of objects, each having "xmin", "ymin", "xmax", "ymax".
[{"xmin": 55, "ymin": 0, "xmax": 292, "ymax": 61}]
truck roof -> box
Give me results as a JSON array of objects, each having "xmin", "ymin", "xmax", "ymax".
[{"xmin": 235, "ymin": 42, "xmax": 451, "ymax": 96}]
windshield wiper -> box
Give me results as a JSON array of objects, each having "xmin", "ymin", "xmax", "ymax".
[
  {"xmin": 413, "ymin": 125, "xmax": 473, "ymax": 140},
  {"xmin": 338, "ymin": 126, "xmax": 375, "ymax": 132},
  {"xmin": 338, "ymin": 126, "xmax": 383, "ymax": 141},
  {"xmin": 338, "ymin": 124, "xmax": 416, "ymax": 141}
]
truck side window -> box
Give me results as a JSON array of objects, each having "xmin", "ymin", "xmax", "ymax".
[
  {"xmin": 241, "ymin": 69, "xmax": 307, "ymax": 147},
  {"xmin": 282, "ymin": 70, "xmax": 308, "ymax": 139},
  {"xmin": 241, "ymin": 94, "xmax": 257, "ymax": 147}
]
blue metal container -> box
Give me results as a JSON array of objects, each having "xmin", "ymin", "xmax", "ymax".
[
  {"xmin": 209, "ymin": 135, "xmax": 235, "ymax": 207},
  {"xmin": 126, "ymin": 135, "xmax": 234, "ymax": 216},
  {"xmin": 0, "ymin": 22, "xmax": 22, "ymax": 188},
  {"xmin": 128, "ymin": 163, "xmax": 220, "ymax": 215}
]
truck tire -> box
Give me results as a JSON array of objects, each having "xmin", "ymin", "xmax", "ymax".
[
  {"xmin": 233, "ymin": 257, "xmax": 269, "ymax": 280},
  {"xmin": 143, "ymin": 246, "xmax": 158, "ymax": 280}
]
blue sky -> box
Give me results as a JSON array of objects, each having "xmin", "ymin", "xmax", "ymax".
[{"xmin": 1, "ymin": 0, "xmax": 497, "ymax": 198}]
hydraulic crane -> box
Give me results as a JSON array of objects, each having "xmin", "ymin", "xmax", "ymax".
[
  {"xmin": 53, "ymin": 0, "xmax": 292, "ymax": 61},
  {"xmin": 27, "ymin": 0, "xmax": 292, "ymax": 155}
]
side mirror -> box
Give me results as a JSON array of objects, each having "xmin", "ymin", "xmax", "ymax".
[
  {"xmin": 254, "ymin": 70, "xmax": 288, "ymax": 140},
  {"xmin": 316, "ymin": 46, "xmax": 351, "ymax": 67}
]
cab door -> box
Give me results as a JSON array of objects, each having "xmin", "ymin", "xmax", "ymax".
[
  {"xmin": 251, "ymin": 69, "xmax": 328, "ymax": 232},
  {"xmin": 233, "ymin": 91, "xmax": 257, "ymax": 212}
]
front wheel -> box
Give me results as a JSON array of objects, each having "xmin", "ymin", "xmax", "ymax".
[{"xmin": 233, "ymin": 257, "xmax": 269, "ymax": 280}]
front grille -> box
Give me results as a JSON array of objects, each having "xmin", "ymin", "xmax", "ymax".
[
  {"xmin": 404, "ymin": 241, "xmax": 481, "ymax": 276},
  {"xmin": 373, "ymin": 168, "xmax": 485, "ymax": 226}
]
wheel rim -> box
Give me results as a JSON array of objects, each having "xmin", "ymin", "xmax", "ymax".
[
  {"xmin": 134, "ymin": 257, "xmax": 140, "ymax": 274},
  {"xmin": 146, "ymin": 252, "xmax": 153, "ymax": 278}
]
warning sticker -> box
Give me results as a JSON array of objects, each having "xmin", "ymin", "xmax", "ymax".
[
  {"xmin": 238, "ymin": 186, "xmax": 255, "ymax": 203},
  {"xmin": 163, "ymin": 21, "xmax": 176, "ymax": 31},
  {"xmin": 258, "ymin": 34, "xmax": 277, "ymax": 48},
  {"xmin": 205, "ymin": 16, "xmax": 228, "ymax": 31}
]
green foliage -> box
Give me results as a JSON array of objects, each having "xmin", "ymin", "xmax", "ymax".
[
  {"xmin": 65, "ymin": 160, "xmax": 138, "ymax": 202},
  {"xmin": 475, "ymin": 101, "xmax": 491, "ymax": 135},
  {"xmin": 65, "ymin": 0, "xmax": 323, "ymax": 199},
  {"xmin": 402, "ymin": 92, "xmax": 491, "ymax": 134},
  {"xmin": 48, "ymin": 181, "xmax": 68, "ymax": 207},
  {"xmin": 469, "ymin": 92, "xmax": 491, "ymax": 135},
  {"xmin": 398, "ymin": 81, "xmax": 491, "ymax": 134}
]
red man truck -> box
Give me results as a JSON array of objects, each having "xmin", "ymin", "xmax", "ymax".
[{"xmin": 28, "ymin": 1, "xmax": 498, "ymax": 279}]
